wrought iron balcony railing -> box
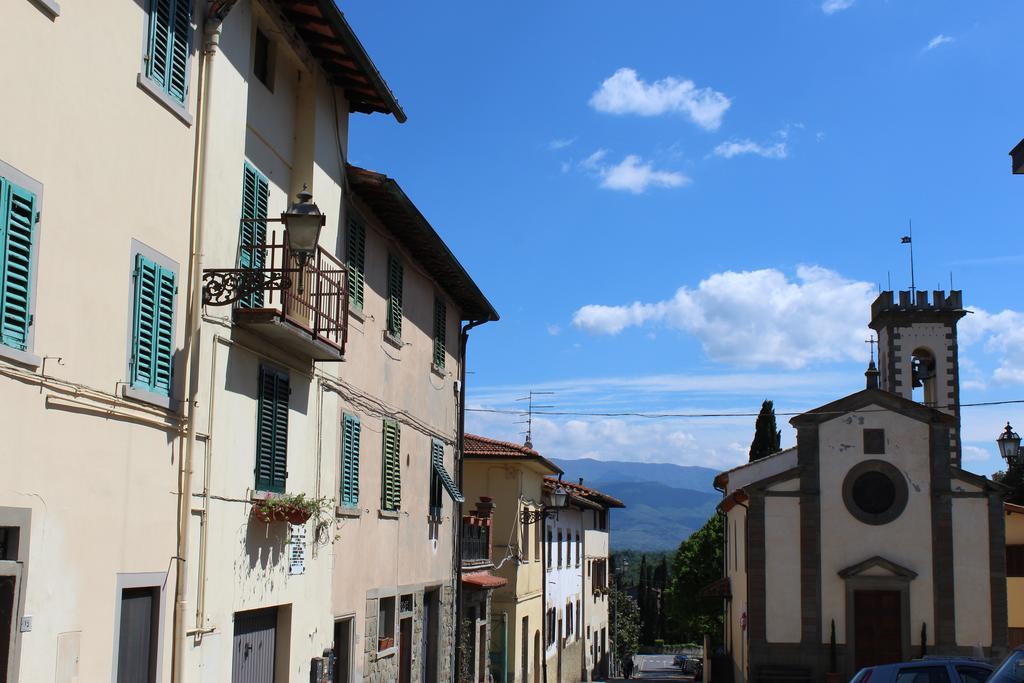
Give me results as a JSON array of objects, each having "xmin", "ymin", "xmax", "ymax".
[
  {"xmin": 205, "ymin": 232, "xmax": 349, "ymax": 360},
  {"xmin": 461, "ymin": 519, "xmax": 492, "ymax": 567}
]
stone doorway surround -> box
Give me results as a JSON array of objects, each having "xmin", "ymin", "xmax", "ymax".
[{"xmin": 839, "ymin": 556, "xmax": 916, "ymax": 678}]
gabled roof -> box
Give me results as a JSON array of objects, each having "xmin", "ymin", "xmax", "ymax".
[
  {"xmin": 789, "ymin": 388, "xmax": 957, "ymax": 428},
  {"xmin": 544, "ymin": 477, "xmax": 625, "ymax": 510},
  {"xmin": 275, "ymin": 0, "xmax": 406, "ymax": 121},
  {"xmin": 464, "ymin": 434, "xmax": 562, "ymax": 475},
  {"xmin": 347, "ymin": 166, "xmax": 499, "ymax": 322},
  {"xmin": 838, "ymin": 555, "xmax": 918, "ymax": 580}
]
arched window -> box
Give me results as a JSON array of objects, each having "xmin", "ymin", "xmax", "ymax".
[{"xmin": 911, "ymin": 347, "xmax": 937, "ymax": 407}]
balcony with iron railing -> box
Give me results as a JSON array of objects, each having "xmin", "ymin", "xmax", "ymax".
[
  {"xmin": 204, "ymin": 230, "xmax": 349, "ymax": 361},
  {"xmin": 461, "ymin": 504, "xmax": 494, "ymax": 570}
]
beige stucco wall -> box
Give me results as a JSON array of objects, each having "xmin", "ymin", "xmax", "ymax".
[
  {"xmin": 819, "ymin": 408, "xmax": 935, "ymax": 645},
  {"xmin": 0, "ymin": 2, "xmax": 199, "ymax": 682},
  {"xmin": 725, "ymin": 505, "xmax": 748, "ymax": 683},
  {"xmin": 764, "ymin": 496, "xmax": 801, "ymax": 643},
  {"xmin": 1007, "ymin": 511, "xmax": 1024, "ymax": 630},
  {"xmin": 951, "ymin": 497, "xmax": 992, "ymax": 647},
  {"xmin": 465, "ymin": 459, "xmax": 552, "ymax": 683}
]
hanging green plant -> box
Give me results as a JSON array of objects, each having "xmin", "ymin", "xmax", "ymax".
[{"xmin": 251, "ymin": 493, "xmax": 333, "ymax": 525}]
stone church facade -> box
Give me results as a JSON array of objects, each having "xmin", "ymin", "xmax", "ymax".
[{"xmin": 716, "ymin": 290, "xmax": 1007, "ymax": 682}]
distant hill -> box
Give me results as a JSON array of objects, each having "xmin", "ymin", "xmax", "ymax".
[{"xmin": 552, "ymin": 458, "xmax": 722, "ymax": 552}]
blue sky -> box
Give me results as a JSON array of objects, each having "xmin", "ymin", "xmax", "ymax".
[{"xmin": 344, "ymin": 1, "xmax": 1024, "ymax": 475}]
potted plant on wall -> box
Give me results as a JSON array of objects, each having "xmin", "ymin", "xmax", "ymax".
[
  {"xmin": 251, "ymin": 493, "xmax": 332, "ymax": 525},
  {"xmin": 378, "ymin": 635, "xmax": 394, "ymax": 650}
]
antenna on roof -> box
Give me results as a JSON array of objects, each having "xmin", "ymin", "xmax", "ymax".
[{"xmin": 516, "ymin": 391, "xmax": 555, "ymax": 449}]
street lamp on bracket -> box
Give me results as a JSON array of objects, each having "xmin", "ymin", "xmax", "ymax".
[
  {"xmin": 202, "ymin": 185, "xmax": 326, "ymax": 306},
  {"xmin": 998, "ymin": 422, "xmax": 1022, "ymax": 467},
  {"xmin": 520, "ymin": 479, "xmax": 569, "ymax": 525}
]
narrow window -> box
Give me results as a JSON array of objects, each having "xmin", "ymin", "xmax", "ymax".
[
  {"xmin": 340, "ymin": 413, "xmax": 361, "ymax": 507},
  {"xmin": 377, "ymin": 597, "xmax": 396, "ymax": 651},
  {"xmin": 346, "ymin": 217, "xmax": 366, "ymax": 310},
  {"xmin": 238, "ymin": 162, "xmax": 269, "ymax": 308},
  {"xmin": 429, "ymin": 439, "xmax": 444, "ymax": 516},
  {"xmin": 546, "ymin": 528, "xmax": 552, "ymax": 568},
  {"xmin": 557, "ymin": 530, "xmax": 563, "ymax": 567},
  {"xmin": 864, "ymin": 428, "xmax": 885, "ymax": 455},
  {"xmin": 433, "ymin": 297, "xmax": 446, "ymax": 370},
  {"xmin": 575, "ymin": 532, "xmax": 581, "ymax": 567},
  {"xmin": 381, "ymin": 418, "xmax": 401, "ymax": 511},
  {"xmin": 386, "ymin": 254, "xmax": 403, "ymax": 340},
  {"xmin": 0, "ymin": 176, "xmax": 37, "ymax": 352},
  {"xmin": 116, "ymin": 587, "xmax": 159, "ymax": 683},
  {"xmin": 255, "ymin": 365, "xmax": 289, "ymax": 492},
  {"xmin": 130, "ymin": 252, "xmax": 176, "ymax": 396},
  {"xmin": 522, "ymin": 516, "xmax": 530, "ymax": 561},
  {"xmin": 1008, "ymin": 545, "xmax": 1024, "ymax": 577},
  {"xmin": 144, "ymin": 0, "xmax": 191, "ymax": 104},
  {"xmin": 253, "ymin": 27, "xmax": 274, "ymax": 90}
]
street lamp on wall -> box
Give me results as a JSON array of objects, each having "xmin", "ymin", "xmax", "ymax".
[
  {"xmin": 998, "ymin": 422, "xmax": 1022, "ymax": 467},
  {"xmin": 520, "ymin": 480, "xmax": 569, "ymax": 525},
  {"xmin": 202, "ymin": 185, "xmax": 326, "ymax": 306}
]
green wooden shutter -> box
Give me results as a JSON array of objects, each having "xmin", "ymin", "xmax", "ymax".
[
  {"xmin": 238, "ymin": 163, "xmax": 269, "ymax": 309},
  {"xmin": 256, "ymin": 365, "xmax": 289, "ymax": 493},
  {"xmin": 429, "ymin": 439, "xmax": 443, "ymax": 513},
  {"xmin": 386, "ymin": 255, "xmax": 403, "ymax": 339},
  {"xmin": 346, "ymin": 218, "xmax": 366, "ymax": 310},
  {"xmin": 432, "ymin": 298, "xmax": 446, "ymax": 369},
  {"xmin": 0, "ymin": 179, "xmax": 37, "ymax": 352},
  {"xmin": 146, "ymin": 0, "xmax": 191, "ymax": 104},
  {"xmin": 130, "ymin": 253, "xmax": 175, "ymax": 395},
  {"xmin": 381, "ymin": 418, "xmax": 401, "ymax": 510},
  {"xmin": 340, "ymin": 413, "xmax": 361, "ymax": 506}
]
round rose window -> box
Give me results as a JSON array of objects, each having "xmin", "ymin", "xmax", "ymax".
[{"xmin": 842, "ymin": 460, "xmax": 908, "ymax": 525}]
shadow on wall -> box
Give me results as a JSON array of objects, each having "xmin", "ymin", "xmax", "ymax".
[{"xmin": 243, "ymin": 516, "xmax": 289, "ymax": 574}]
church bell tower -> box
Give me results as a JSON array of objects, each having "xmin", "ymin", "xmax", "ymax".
[{"xmin": 868, "ymin": 289, "xmax": 967, "ymax": 462}]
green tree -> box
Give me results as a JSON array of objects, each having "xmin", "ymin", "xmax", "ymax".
[
  {"xmin": 665, "ymin": 513, "xmax": 725, "ymax": 644},
  {"xmin": 749, "ymin": 399, "xmax": 782, "ymax": 462},
  {"xmin": 994, "ymin": 465, "xmax": 1024, "ymax": 504},
  {"xmin": 610, "ymin": 586, "xmax": 641, "ymax": 668}
]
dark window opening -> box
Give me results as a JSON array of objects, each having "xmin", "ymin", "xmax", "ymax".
[
  {"xmin": 116, "ymin": 587, "xmax": 159, "ymax": 683},
  {"xmin": 852, "ymin": 471, "xmax": 897, "ymax": 515},
  {"xmin": 1008, "ymin": 545, "xmax": 1024, "ymax": 577},
  {"xmin": 0, "ymin": 527, "xmax": 17, "ymax": 561},
  {"xmin": 253, "ymin": 27, "xmax": 274, "ymax": 90},
  {"xmin": 864, "ymin": 429, "xmax": 885, "ymax": 454}
]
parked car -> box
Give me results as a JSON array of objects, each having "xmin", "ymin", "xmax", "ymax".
[
  {"xmin": 850, "ymin": 657, "xmax": 992, "ymax": 683},
  {"xmin": 989, "ymin": 647, "xmax": 1024, "ymax": 683},
  {"xmin": 673, "ymin": 654, "xmax": 688, "ymax": 668}
]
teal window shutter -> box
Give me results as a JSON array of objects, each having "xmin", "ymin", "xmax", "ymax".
[
  {"xmin": 145, "ymin": 0, "xmax": 191, "ymax": 105},
  {"xmin": 346, "ymin": 218, "xmax": 366, "ymax": 310},
  {"xmin": 381, "ymin": 418, "xmax": 401, "ymax": 511},
  {"xmin": 0, "ymin": 178, "xmax": 37, "ymax": 352},
  {"xmin": 429, "ymin": 439, "xmax": 443, "ymax": 514},
  {"xmin": 238, "ymin": 163, "xmax": 269, "ymax": 309},
  {"xmin": 256, "ymin": 365, "xmax": 289, "ymax": 493},
  {"xmin": 386, "ymin": 254, "xmax": 403, "ymax": 339},
  {"xmin": 130, "ymin": 253, "xmax": 176, "ymax": 395},
  {"xmin": 340, "ymin": 413, "xmax": 361, "ymax": 506},
  {"xmin": 432, "ymin": 298, "xmax": 446, "ymax": 369}
]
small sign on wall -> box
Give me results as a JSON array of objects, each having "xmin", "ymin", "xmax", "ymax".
[{"xmin": 289, "ymin": 523, "xmax": 306, "ymax": 575}]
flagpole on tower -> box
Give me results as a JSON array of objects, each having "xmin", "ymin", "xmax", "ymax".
[{"xmin": 901, "ymin": 221, "xmax": 915, "ymax": 298}]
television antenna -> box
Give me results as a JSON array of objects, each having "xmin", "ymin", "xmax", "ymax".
[{"xmin": 516, "ymin": 391, "xmax": 555, "ymax": 448}]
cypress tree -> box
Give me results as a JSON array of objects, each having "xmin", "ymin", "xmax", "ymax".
[{"xmin": 749, "ymin": 399, "xmax": 782, "ymax": 462}]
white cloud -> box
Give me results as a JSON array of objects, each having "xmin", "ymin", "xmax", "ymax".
[
  {"xmin": 546, "ymin": 324, "xmax": 561, "ymax": 336},
  {"xmin": 821, "ymin": 0, "xmax": 855, "ymax": 14},
  {"xmin": 572, "ymin": 266, "xmax": 876, "ymax": 369},
  {"xmin": 960, "ymin": 307, "xmax": 1024, "ymax": 384},
  {"xmin": 713, "ymin": 139, "xmax": 788, "ymax": 160},
  {"xmin": 601, "ymin": 155, "xmax": 689, "ymax": 193},
  {"xmin": 549, "ymin": 137, "xmax": 577, "ymax": 150},
  {"xmin": 578, "ymin": 150, "xmax": 689, "ymax": 194},
  {"xmin": 589, "ymin": 68, "xmax": 731, "ymax": 131},
  {"xmin": 925, "ymin": 34, "xmax": 954, "ymax": 51}
]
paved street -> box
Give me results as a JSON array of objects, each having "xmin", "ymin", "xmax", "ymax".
[{"xmin": 610, "ymin": 653, "xmax": 696, "ymax": 681}]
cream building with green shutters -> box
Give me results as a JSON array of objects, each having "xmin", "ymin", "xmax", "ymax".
[{"xmin": 0, "ymin": 1, "xmax": 496, "ymax": 682}]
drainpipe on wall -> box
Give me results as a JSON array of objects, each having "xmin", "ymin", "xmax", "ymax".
[
  {"xmin": 455, "ymin": 319, "xmax": 487, "ymax": 679},
  {"xmin": 171, "ymin": 6, "xmax": 229, "ymax": 681}
]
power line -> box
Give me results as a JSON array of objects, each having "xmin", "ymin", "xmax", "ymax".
[{"xmin": 465, "ymin": 398, "xmax": 1024, "ymax": 420}]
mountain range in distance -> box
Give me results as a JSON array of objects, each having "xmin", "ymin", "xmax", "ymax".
[{"xmin": 551, "ymin": 457, "xmax": 722, "ymax": 552}]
